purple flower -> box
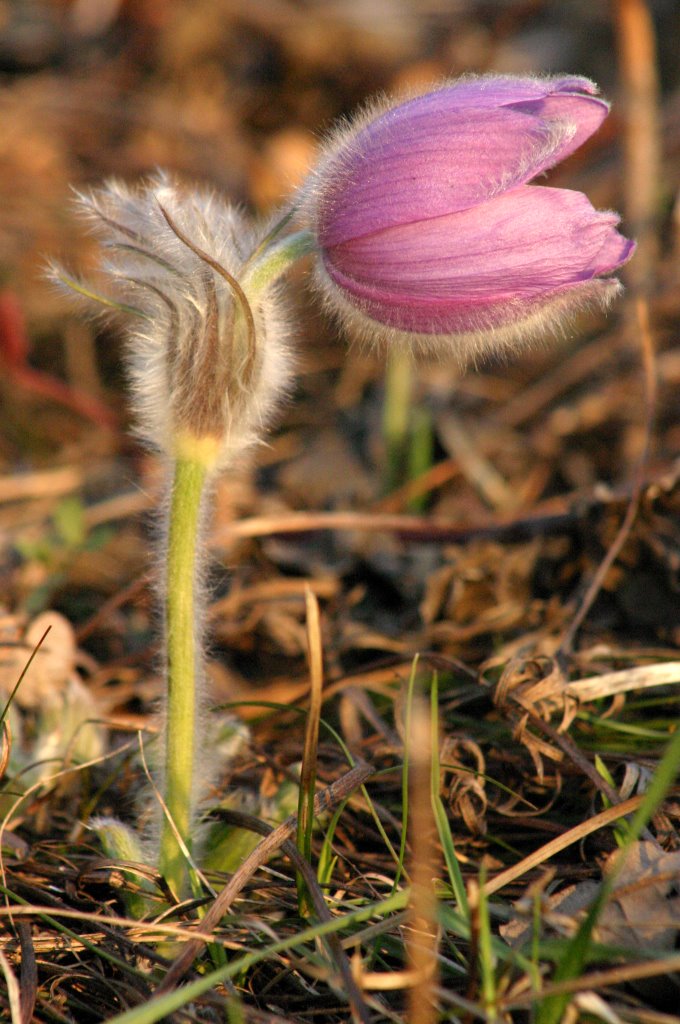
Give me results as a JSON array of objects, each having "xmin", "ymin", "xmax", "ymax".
[{"xmin": 301, "ymin": 75, "xmax": 635, "ymax": 359}]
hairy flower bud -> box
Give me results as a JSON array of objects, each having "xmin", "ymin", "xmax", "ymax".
[
  {"xmin": 298, "ymin": 74, "xmax": 635, "ymax": 360},
  {"xmin": 51, "ymin": 173, "xmax": 293, "ymax": 471}
]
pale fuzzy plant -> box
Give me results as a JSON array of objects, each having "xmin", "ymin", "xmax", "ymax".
[
  {"xmin": 54, "ymin": 172, "xmax": 295, "ymax": 467},
  {"xmin": 50, "ymin": 172, "xmax": 312, "ymax": 898}
]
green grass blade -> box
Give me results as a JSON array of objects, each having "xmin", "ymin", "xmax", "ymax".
[
  {"xmin": 476, "ymin": 868, "xmax": 498, "ymax": 1017},
  {"xmin": 393, "ymin": 655, "xmax": 419, "ymax": 892},
  {"xmin": 430, "ymin": 674, "xmax": 469, "ymax": 915}
]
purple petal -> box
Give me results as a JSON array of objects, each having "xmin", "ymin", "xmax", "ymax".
[
  {"xmin": 318, "ymin": 77, "xmax": 609, "ymax": 248},
  {"xmin": 321, "ymin": 186, "xmax": 635, "ymax": 335},
  {"xmin": 432, "ymin": 75, "xmax": 609, "ymax": 158},
  {"xmin": 509, "ymin": 93, "xmax": 608, "ymax": 164},
  {"xmin": 433, "ymin": 74, "xmax": 600, "ymax": 109}
]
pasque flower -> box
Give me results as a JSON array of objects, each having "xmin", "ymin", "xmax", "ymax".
[
  {"xmin": 48, "ymin": 76, "xmax": 634, "ymax": 899},
  {"xmin": 300, "ymin": 75, "xmax": 635, "ymax": 359}
]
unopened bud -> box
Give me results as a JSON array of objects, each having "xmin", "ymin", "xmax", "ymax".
[{"xmin": 51, "ymin": 173, "xmax": 296, "ymax": 472}]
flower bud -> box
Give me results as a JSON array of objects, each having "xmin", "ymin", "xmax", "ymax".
[
  {"xmin": 52, "ymin": 173, "xmax": 293, "ymax": 472},
  {"xmin": 299, "ymin": 75, "xmax": 635, "ymax": 361}
]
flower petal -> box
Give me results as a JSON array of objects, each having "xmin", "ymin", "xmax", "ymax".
[
  {"xmin": 435, "ymin": 74, "xmax": 600, "ymax": 110},
  {"xmin": 320, "ymin": 185, "xmax": 635, "ymax": 336},
  {"xmin": 315, "ymin": 76, "xmax": 609, "ymax": 248},
  {"xmin": 423, "ymin": 75, "xmax": 609, "ymax": 156},
  {"xmin": 398, "ymin": 75, "xmax": 609, "ymax": 162},
  {"xmin": 508, "ymin": 92, "xmax": 608, "ymax": 164}
]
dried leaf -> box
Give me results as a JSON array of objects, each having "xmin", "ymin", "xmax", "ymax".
[
  {"xmin": 501, "ymin": 841, "xmax": 680, "ymax": 956},
  {"xmin": 0, "ymin": 611, "xmax": 76, "ymax": 708}
]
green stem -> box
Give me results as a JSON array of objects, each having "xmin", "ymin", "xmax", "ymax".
[
  {"xmin": 242, "ymin": 230, "xmax": 316, "ymax": 295},
  {"xmin": 407, "ymin": 406, "xmax": 434, "ymax": 512},
  {"xmin": 160, "ymin": 455, "xmax": 209, "ymax": 898},
  {"xmin": 382, "ymin": 347, "xmax": 414, "ymax": 493}
]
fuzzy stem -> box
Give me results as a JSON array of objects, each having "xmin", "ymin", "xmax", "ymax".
[
  {"xmin": 160, "ymin": 453, "xmax": 210, "ymax": 898},
  {"xmin": 382, "ymin": 347, "xmax": 414, "ymax": 494},
  {"xmin": 407, "ymin": 405, "xmax": 434, "ymax": 512},
  {"xmin": 242, "ymin": 230, "xmax": 316, "ymax": 295}
]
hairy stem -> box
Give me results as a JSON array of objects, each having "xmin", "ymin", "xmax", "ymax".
[
  {"xmin": 382, "ymin": 347, "xmax": 414, "ymax": 494},
  {"xmin": 241, "ymin": 230, "xmax": 315, "ymax": 295},
  {"xmin": 160, "ymin": 453, "xmax": 209, "ymax": 898}
]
